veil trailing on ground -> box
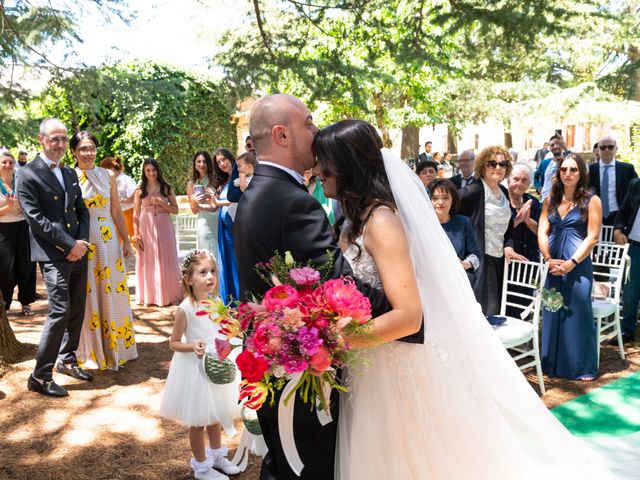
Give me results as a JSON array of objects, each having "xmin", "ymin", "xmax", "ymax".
[{"xmin": 377, "ymin": 148, "xmax": 632, "ymax": 479}]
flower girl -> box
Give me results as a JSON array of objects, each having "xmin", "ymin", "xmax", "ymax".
[{"xmin": 159, "ymin": 250, "xmax": 240, "ymax": 480}]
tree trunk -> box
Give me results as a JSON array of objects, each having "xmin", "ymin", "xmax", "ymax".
[
  {"xmin": 372, "ymin": 92, "xmax": 392, "ymax": 148},
  {"xmin": 504, "ymin": 131, "xmax": 513, "ymax": 149},
  {"xmin": 400, "ymin": 125, "xmax": 419, "ymax": 160},
  {"xmin": 447, "ymin": 128, "xmax": 458, "ymax": 154},
  {"xmin": 629, "ymin": 45, "xmax": 640, "ymax": 101},
  {"xmin": 0, "ymin": 291, "xmax": 25, "ymax": 366},
  {"xmin": 583, "ymin": 124, "xmax": 592, "ymax": 152}
]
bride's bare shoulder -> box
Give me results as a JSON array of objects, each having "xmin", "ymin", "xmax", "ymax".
[{"xmin": 364, "ymin": 206, "xmax": 406, "ymax": 249}]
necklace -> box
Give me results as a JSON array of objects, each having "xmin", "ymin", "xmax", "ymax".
[
  {"xmin": 0, "ymin": 176, "xmax": 15, "ymax": 196},
  {"xmin": 562, "ymin": 195, "xmax": 577, "ymax": 210}
]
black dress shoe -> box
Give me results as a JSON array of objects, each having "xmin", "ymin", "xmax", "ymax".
[
  {"xmin": 608, "ymin": 333, "xmax": 636, "ymax": 346},
  {"xmin": 27, "ymin": 374, "xmax": 68, "ymax": 397},
  {"xmin": 57, "ymin": 362, "xmax": 94, "ymax": 381}
]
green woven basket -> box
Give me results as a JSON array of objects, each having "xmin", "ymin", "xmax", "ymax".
[
  {"xmin": 241, "ymin": 407, "xmax": 262, "ymax": 435},
  {"xmin": 202, "ymin": 352, "xmax": 236, "ymax": 385}
]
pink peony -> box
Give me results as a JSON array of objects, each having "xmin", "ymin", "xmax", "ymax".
[
  {"xmin": 215, "ymin": 338, "xmax": 233, "ymax": 361},
  {"xmin": 252, "ymin": 321, "xmax": 282, "ymax": 355},
  {"xmin": 289, "ymin": 267, "xmax": 321, "ymax": 286},
  {"xmin": 321, "ymin": 278, "xmax": 372, "ymax": 324},
  {"xmin": 263, "ymin": 285, "xmax": 301, "ymax": 311}
]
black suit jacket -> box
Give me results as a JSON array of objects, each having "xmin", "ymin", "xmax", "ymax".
[
  {"xmin": 615, "ymin": 178, "xmax": 640, "ymax": 237},
  {"xmin": 588, "ymin": 161, "xmax": 638, "ymax": 212},
  {"xmin": 450, "ymin": 173, "xmax": 476, "ymax": 189},
  {"xmin": 15, "ymin": 155, "xmax": 89, "ymax": 262}
]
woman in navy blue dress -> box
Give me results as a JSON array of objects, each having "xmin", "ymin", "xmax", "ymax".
[
  {"xmin": 430, "ymin": 179, "xmax": 481, "ymax": 276},
  {"xmin": 538, "ymin": 153, "xmax": 602, "ymax": 381}
]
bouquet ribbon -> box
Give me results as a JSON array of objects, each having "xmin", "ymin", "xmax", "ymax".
[{"xmin": 278, "ymin": 372, "xmax": 334, "ymax": 476}]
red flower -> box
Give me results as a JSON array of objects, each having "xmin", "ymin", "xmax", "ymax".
[
  {"xmin": 236, "ymin": 350, "xmax": 269, "ymax": 383},
  {"xmin": 309, "ymin": 347, "xmax": 331, "ymax": 375}
]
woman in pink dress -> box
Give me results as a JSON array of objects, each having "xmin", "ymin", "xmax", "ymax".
[{"xmin": 133, "ymin": 158, "xmax": 182, "ymax": 306}]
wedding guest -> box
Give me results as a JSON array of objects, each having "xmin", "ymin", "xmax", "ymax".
[
  {"xmin": 417, "ymin": 141, "xmax": 432, "ymax": 164},
  {"xmin": 0, "ymin": 149, "xmax": 36, "ymax": 315},
  {"xmin": 459, "ymin": 146, "xmax": 525, "ymax": 315},
  {"xmin": 16, "ymin": 118, "xmax": 91, "ymax": 397},
  {"xmin": 592, "ymin": 142, "xmax": 600, "ymax": 163},
  {"xmin": 539, "ymin": 154, "xmax": 601, "ymax": 381},
  {"xmin": 304, "ymin": 167, "xmax": 337, "ymax": 225},
  {"xmin": 614, "ymin": 177, "xmax": 640, "ymax": 343},
  {"xmin": 429, "ymin": 178, "xmax": 480, "ymax": 274},
  {"xmin": 507, "ymin": 164, "xmax": 540, "ymax": 261},
  {"xmin": 450, "ymin": 150, "xmax": 476, "ymax": 189},
  {"xmin": 212, "ymin": 148, "xmax": 239, "ymax": 302},
  {"xmin": 70, "ymin": 132, "xmax": 137, "ymax": 370},
  {"xmin": 101, "ymin": 157, "xmax": 137, "ymax": 244},
  {"xmin": 416, "ymin": 160, "xmax": 438, "ymax": 191},
  {"xmin": 133, "ymin": 159, "xmax": 182, "ymax": 306},
  {"xmin": 439, "ymin": 152, "xmax": 454, "ymax": 177},
  {"xmin": 15, "ymin": 150, "xmax": 29, "ymax": 169},
  {"xmin": 226, "ymin": 135, "xmax": 255, "ymax": 204},
  {"xmin": 187, "ymin": 151, "xmax": 219, "ymax": 254},
  {"xmin": 534, "ymin": 135, "xmax": 566, "ymax": 199}
]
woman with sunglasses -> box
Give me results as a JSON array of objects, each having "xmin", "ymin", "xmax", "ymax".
[
  {"xmin": 539, "ymin": 154, "xmax": 602, "ymax": 381},
  {"xmin": 459, "ymin": 146, "xmax": 526, "ymax": 315}
]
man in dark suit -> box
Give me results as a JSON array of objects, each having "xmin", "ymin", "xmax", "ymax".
[
  {"xmin": 234, "ymin": 95, "xmax": 419, "ymax": 480},
  {"xmin": 450, "ymin": 149, "xmax": 476, "ymax": 189},
  {"xmin": 416, "ymin": 140, "xmax": 432, "ymax": 165},
  {"xmin": 15, "ymin": 118, "xmax": 92, "ymax": 397},
  {"xmin": 614, "ymin": 178, "xmax": 640, "ymax": 343},
  {"xmin": 588, "ymin": 136, "xmax": 638, "ymax": 226}
]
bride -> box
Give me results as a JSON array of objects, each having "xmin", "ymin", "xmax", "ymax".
[{"xmin": 312, "ymin": 119, "xmax": 625, "ymax": 479}]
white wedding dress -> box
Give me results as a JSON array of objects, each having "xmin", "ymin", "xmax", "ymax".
[{"xmin": 335, "ymin": 149, "xmax": 636, "ymax": 480}]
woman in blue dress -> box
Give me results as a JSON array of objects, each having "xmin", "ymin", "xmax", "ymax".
[
  {"xmin": 211, "ymin": 148, "xmax": 240, "ymax": 302},
  {"xmin": 429, "ymin": 178, "xmax": 481, "ymax": 276},
  {"xmin": 538, "ymin": 153, "xmax": 602, "ymax": 381}
]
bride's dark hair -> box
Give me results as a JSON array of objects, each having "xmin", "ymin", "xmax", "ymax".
[{"xmin": 313, "ymin": 119, "xmax": 395, "ymax": 259}]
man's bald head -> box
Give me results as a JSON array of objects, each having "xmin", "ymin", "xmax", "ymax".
[
  {"xmin": 248, "ymin": 94, "xmax": 318, "ymax": 173},
  {"xmin": 250, "ymin": 94, "xmax": 305, "ymax": 150}
]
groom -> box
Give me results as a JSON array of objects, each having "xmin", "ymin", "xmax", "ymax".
[{"xmin": 234, "ymin": 94, "xmax": 397, "ymax": 479}]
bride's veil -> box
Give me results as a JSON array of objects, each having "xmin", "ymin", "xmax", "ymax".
[{"xmin": 379, "ymin": 148, "xmax": 622, "ymax": 478}]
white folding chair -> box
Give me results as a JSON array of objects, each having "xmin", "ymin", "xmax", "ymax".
[
  {"xmin": 599, "ymin": 225, "xmax": 615, "ymax": 244},
  {"xmin": 495, "ymin": 259, "xmax": 549, "ymax": 395},
  {"xmin": 174, "ymin": 214, "xmax": 198, "ymax": 258},
  {"xmin": 591, "ymin": 242, "xmax": 629, "ymax": 364}
]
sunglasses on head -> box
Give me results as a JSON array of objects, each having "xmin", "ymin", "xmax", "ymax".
[
  {"xmin": 599, "ymin": 145, "xmax": 615, "ymax": 151},
  {"xmin": 559, "ymin": 166, "xmax": 579, "ymax": 173},
  {"xmin": 486, "ymin": 160, "xmax": 509, "ymax": 169}
]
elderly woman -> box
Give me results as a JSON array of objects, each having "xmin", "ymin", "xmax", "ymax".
[
  {"xmin": 459, "ymin": 146, "xmax": 526, "ymax": 315},
  {"xmin": 0, "ymin": 149, "xmax": 36, "ymax": 315},
  {"xmin": 507, "ymin": 164, "xmax": 541, "ymax": 261}
]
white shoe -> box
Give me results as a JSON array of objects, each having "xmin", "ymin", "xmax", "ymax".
[
  {"xmin": 191, "ymin": 458, "xmax": 229, "ymax": 480},
  {"xmin": 213, "ymin": 455, "xmax": 241, "ymax": 475}
]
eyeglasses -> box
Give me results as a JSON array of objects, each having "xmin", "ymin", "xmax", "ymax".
[
  {"xmin": 559, "ymin": 167, "xmax": 579, "ymax": 173},
  {"xmin": 78, "ymin": 147, "xmax": 97, "ymax": 153},
  {"xmin": 599, "ymin": 145, "xmax": 615, "ymax": 151},
  {"xmin": 48, "ymin": 136, "xmax": 68, "ymax": 144},
  {"xmin": 486, "ymin": 160, "xmax": 509, "ymax": 169}
]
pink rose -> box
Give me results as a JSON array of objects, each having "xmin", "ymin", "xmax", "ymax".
[
  {"xmin": 289, "ymin": 267, "xmax": 321, "ymax": 286},
  {"xmin": 263, "ymin": 285, "xmax": 300, "ymax": 311},
  {"xmin": 252, "ymin": 321, "xmax": 282, "ymax": 355}
]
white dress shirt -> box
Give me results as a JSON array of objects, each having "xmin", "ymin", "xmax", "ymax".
[
  {"xmin": 259, "ymin": 161, "xmax": 306, "ymax": 185},
  {"xmin": 599, "ymin": 159, "xmax": 619, "ymax": 214},
  {"xmin": 540, "ymin": 158, "xmax": 557, "ymax": 201},
  {"xmin": 40, "ymin": 153, "xmax": 66, "ymax": 190}
]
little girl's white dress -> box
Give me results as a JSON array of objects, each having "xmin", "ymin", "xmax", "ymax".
[{"xmin": 159, "ymin": 298, "xmax": 239, "ymax": 433}]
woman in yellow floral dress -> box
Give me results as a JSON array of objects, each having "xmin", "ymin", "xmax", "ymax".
[{"xmin": 71, "ymin": 131, "xmax": 138, "ymax": 370}]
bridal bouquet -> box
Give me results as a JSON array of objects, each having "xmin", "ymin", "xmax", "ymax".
[{"xmin": 202, "ymin": 251, "xmax": 373, "ymax": 412}]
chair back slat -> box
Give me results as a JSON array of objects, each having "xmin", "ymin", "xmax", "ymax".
[{"xmin": 500, "ymin": 260, "xmax": 548, "ymax": 320}]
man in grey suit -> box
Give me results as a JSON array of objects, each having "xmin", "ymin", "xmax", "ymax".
[{"xmin": 16, "ymin": 118, "xmax": 93, "ymax": 397}]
